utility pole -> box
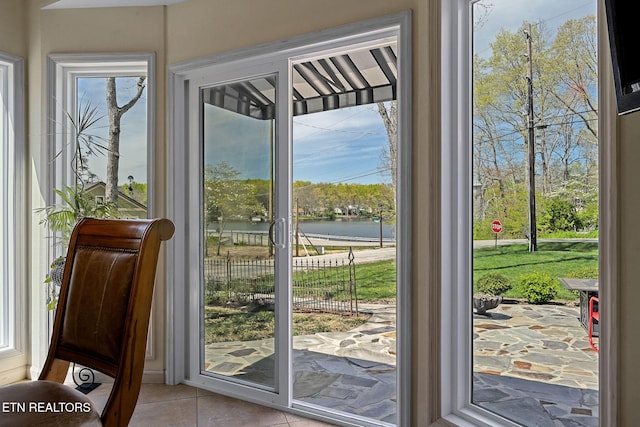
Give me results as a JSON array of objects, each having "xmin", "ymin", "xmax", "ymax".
[{"xmin": 525, "ymin": 25, "xmax": 537, "ymax": 252}]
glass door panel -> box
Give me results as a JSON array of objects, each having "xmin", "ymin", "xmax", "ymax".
[
  {"xmin": 201, "ymin": 76, "xmax": 278, "ymax": 390},
  {"xmin": 290, "ymin": 43, "xmax": 399, "ymax": 425}
]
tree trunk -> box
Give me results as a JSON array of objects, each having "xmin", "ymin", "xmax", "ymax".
[
  {"xmin": 376, "ymin": 102, "xmax": 397, "ymax": 203},
  {"xmin": 105, "ymin": 76, "xmax": 146, "ymax": 204}
]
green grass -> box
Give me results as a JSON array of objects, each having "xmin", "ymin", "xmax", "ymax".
[
  {"xmin": 473, "ymin": 241, "xmax": 598, "ymax": 300},
  {"xmin": 203, "ymin": 241, "xmax": 598, "ymax": 344},
  {"xmin": 354, "ymin": 259, "xmax": 397, "ymax": 301},
  {"xmin": 352, "ymin": 242, "xmax": 599, "ymax": 302}
]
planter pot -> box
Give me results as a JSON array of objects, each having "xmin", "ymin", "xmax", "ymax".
[
  {"xmin": 49, "ymin": 257, "xmax": 66, "ymax": 287},
  {"xmin": 473, "ymin": 293, "xmax": 502, "ymax": 315}
]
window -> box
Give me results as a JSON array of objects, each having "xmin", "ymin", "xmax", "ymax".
[
  {"xmin": 47, "ymin": 53, "xmax": 154, "ymax": 229},
  {"xmin": 40, "ymin": 53, "xmax": 154, "ymax": 366},
  {"xmin": 0, "ymin": 51, "xmax": 26, "ymax": 379},
  {"xmin": 440, "ymin": 1, "xmax": 614, "ymax": 426}
]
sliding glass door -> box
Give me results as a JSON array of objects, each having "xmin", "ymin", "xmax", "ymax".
[
  {"xmin": 172, "ymin": 15, "xmax": 410, "ymax": 426},
  {"xmin": 201, "ymin": 76, "xmax": 280, "ymax": 389},
  {"xmin": 187, "ymin": 63, "xmax": 292, "ymax": 404}
]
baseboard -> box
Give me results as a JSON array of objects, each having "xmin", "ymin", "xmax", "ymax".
[
  {"xmin": 27, "ymin": 365, "xmax": 166, "ymax": 386},
  {"xmin": 85, "ymin": 369, "xmax": 165, "ymax": 385},
  {"xmin": 0, "ymin": 366, "xmax": 29, "ymax": 386}
]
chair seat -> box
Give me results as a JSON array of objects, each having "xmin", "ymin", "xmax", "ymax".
[
  {"xmin": 592, "ymin": 311, "xmax": 599, "ymax": 321},
  {"xmin": 0, "ymin": 380, "xmax": 101, "ymax": 426}
]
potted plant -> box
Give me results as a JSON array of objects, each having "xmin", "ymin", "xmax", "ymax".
[
  {"xmin": 39, "ymin": 100, "xmax": 118, "ymax": 310},
  {"xmin": 40, "ymin": 185, "xmax": 119, "ymax": 309},
  {"xmin": 473, "ymin": 273, "xmax": 513, "ymax": 315}
]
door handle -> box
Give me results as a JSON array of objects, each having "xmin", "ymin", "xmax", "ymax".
[{"xmin": 268, "ymin": 218, "xmax": 286, "ymax": 249}]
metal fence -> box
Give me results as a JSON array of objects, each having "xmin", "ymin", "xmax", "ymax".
[{"xmin": 203, "ymin": 249, "xmax": 358, "ymax": 315}]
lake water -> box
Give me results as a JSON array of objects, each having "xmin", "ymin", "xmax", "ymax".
[{"xmin": 218, "ymin": 219, "xmax": 395, "ymax": 239}]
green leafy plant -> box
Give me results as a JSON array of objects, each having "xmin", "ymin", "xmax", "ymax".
[
  {"xmin": 43, "ymin": 257, "xmax": 65, "ymax": 310},
  {"xmin": 38, "ymin": 185, "xmax": 119, "ymax": 241},
  {"xmin": 38, "ymin": 187, "xmax": 119, "ymax": 311},
  {"xmin": 38, "ymin": 99, "xmax": 118, "ymax": 311},
  {"xmin": 476, "ymin": 273, "xmax": 513, "ymax": 296},
  {"xmin": 539, "ymin": 197, "xmax": 582, "ymax": 234},
  {"xmin": 518, "ymin": 271, "xmax": 559, "ymax": 304}
]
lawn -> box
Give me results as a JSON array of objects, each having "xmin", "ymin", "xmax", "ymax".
[
  {"xmin": 351, "ymin": 241, "xmax": 598, "ymax": 302},
  {"xmin": 202, "ymin": 241, "xmax": 598, "ymax": 344},
  {"xmin": 473, "ymin": 241, "xmax": 598, "ymax": 300},
  {"xmin": 353, "ymin": 259, "xmax": 397, "ymax": 301}
]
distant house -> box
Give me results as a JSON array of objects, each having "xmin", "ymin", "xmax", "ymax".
[{"xmin": 83, "ymin": 181, "xmax": 148, "ymax": 219}]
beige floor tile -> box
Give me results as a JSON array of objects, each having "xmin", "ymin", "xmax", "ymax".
[
  {"xmin": 288, "ymin": 421, "xmax": 337, "ymax": 427},
  {"xmin": 197, "ymin": 394, "xmax": 289, "ymax": 427},
  {"xmin": 196, "ymin": 386, "xmax": 216, "ymax": 397},
  {"xmin": 285, "ymin": 413, "xmax": 337, "ymax": 426},
  {"xmin": 136, "ymin": 383, "xmax": 198, "ymax": 404},
  {"xmin": 129, "ymin": 397, "xmax": 198, "ymax": 426},
  {"xmin": 86, "ymin": 383, "xmax": 113, "ymax": 412},
  {"xmin": 87, "ymin": 382, "xmax": 339, "ymax": 426}
]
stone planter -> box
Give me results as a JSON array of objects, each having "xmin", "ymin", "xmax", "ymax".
[{"xmin": 473, "ymin": 293, "xmax": 502, "ymax": 315}]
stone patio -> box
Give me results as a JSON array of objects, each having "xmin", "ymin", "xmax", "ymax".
[
  {"xmin": 473, "ymin": 302, "xmax": 599, "ymax": 426},
  {"xmin": 202, "ymin": 302, "xmax": 599, "ymax": 426}
]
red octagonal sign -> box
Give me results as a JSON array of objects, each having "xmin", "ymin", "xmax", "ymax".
[{"xmin": 491, "ymin": 220, "xmax": 503, "ymax": 233}]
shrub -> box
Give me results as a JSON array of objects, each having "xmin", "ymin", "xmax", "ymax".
[
  {"xmin": 539, "ymin": 197, "xmax": 582, "ymax": 233},
  {"xmin": 518, "ymin": 272, "xmax": 558, "ymax": 304},
  {"xmin": 476, "ymin": 273, "xmax": 513, "ymax": 296}
]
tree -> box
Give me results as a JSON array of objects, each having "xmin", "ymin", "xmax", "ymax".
[
  {"xmin": 376, "ymin": 101, "xmax": 397, "ymax": 203},
  {"xmin": 472, "ymin": 16, "xmax": 598, "ymax": 238},
  {"xmin": 105, "ymin": 76, "xmax": 146, "ymax": 204},
  {"xmin": 205, "ymin": 162, "xmax": 263, "ymax": 256},
  {"xmin": 539, "ymin": 197, "xmax": 582, "ymax": 234}
]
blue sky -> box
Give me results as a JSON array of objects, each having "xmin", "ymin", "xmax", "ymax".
[
  {"xmin": 77, "ymin": 77, "xmax": 147, "ymax": 185},
  {"xmin": 203, "ymin": 103, "xmax": 391, "ymax": 185},
  {"xmin": 474, "ymin": 0, "xmax": 596, "ymax": 57},
  {"xmin": 292, "ymin": 105, "xmax": 390, "ymax": 185},
  {"xmin": 76, "ymin": 0, "xmax": 597, "ymax": 187},
  {"xmin": 79, "ymin": 78, "xmax": 390, "ymax": 186}
]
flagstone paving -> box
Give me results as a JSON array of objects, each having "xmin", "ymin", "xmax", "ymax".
[
  {"xmin": 202, "ymin": 302, "xmax": 599, "ymax": 426},
  {"xmin": 473, "ymin": 303, "xmax": 599, "ymax": 426}
]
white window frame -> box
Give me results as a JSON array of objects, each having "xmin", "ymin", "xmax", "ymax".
[
  {"xmin": 439, "ymin": 1, "xmax": 616, "ymax": 426},
  {"xmin": 0, "ymin": 51, "xmax": 27, "ymax": 383},
  {"xmin": 37, "ymin": 53, "xmax": 156, "ymax": 370},
  {"xmin": 46, "ymin": 53, "xmax": 156, "ymax": 221}
]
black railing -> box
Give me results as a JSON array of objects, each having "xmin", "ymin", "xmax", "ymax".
[{"xmin": 203, "ymin": 248, "xmax": 358, "ymax": 315}]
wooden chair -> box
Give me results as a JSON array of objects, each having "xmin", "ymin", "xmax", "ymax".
[
  {"xmin": 588, "ymin": 296, "xmax": 599, "ymax": 352},
  {"xmin": 0, "ymin": 218, "xmax": 174, "ymax": 426}
]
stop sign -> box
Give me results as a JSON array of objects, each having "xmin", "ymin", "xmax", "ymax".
[{"xmin": 491, "ymin": 220, "xmax": 503, "ymax": 233}]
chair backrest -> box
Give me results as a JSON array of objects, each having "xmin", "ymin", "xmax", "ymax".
[{"xmin": 39, "ymin": 218, "xmax": 175, "ymax": 426}]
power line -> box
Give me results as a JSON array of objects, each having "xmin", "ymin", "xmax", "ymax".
[
  {"xmin": 293, "ymin": 120, "xmax": 385, "ymax": 136},
  {"xmin": 473, "ymin": 114, "xmax": 597, "ymax": 145},
  {"xmin": 473, "ymin": 1, "xmax": 594, "ymax": 57},
  {"xmin": 293, "ymin": 166, "xmax": 391, "ymax": 190}
]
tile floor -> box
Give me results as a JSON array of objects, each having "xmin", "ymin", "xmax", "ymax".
[{"xmin": 89, "ymin": 382, "xmax": 337, "ymax": 427}]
